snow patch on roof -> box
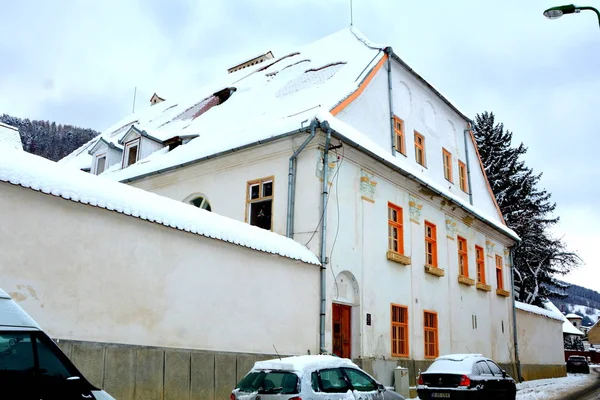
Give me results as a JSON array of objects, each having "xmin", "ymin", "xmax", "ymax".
[
  {"xmin": 0, "ymin": 148, "xmax": 320, "ymax": 266},
  {"xmin": 516, "ymin": 301, "xmax": 563, "ymax": 322},
  {"xmin": 253, "ymin": 355, "xmax": 357, "ymax": 373},
  {"xmin": 566, "ymin": 313, "xmax": 582, "ymax": 319}
]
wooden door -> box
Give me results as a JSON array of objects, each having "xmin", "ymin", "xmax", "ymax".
[{"xmin": 332, "ymin": 303, "xmax": 352, "ymax": 358}]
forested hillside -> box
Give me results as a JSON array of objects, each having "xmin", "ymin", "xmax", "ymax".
[
  {"xmin": 551, "ymin": 281, "xmax": 600, "ymax": 326},
  {"xmin": 0, "ymin": 114, "xmax": 98, "ymax": 161}
]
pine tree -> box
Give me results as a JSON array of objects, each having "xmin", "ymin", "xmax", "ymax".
[{"xmin": 473, "ymin": 112, "xmax": 580, "ymax": 306}]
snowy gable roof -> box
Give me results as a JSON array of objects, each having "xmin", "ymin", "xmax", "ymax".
[
  {"xmin": 566, "ymin": 313, "xmax": 582, "ymax": 319},
  {"xmin": 544, "ymin": 301, "xmax": 585, "ymax": 335},
  {"xmin": 0, "ymin": 122, "xmax": 23, "ymax": 151},
  {"xmin": 0, "ymin": 148, "xmax": 320, "ymax": 266},
  {"xmin": 60, "ymin": 28, "xmax": 385, "ymax": 175}
]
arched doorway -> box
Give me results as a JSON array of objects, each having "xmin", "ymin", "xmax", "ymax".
[{"xmin": 332, "ymin": 271, "xmax": 360, "ymax": 359}]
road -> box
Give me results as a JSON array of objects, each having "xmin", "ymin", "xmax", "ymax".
[{"xmin": 567, "ymin": 367, "xmax": 600, "ymax": 400}]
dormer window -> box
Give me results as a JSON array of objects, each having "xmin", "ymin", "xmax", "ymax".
[
  {"xmin": 94, "ymin": 154, "xmax": 107, "ymax": 175},
  {"xmin": 123, "ymin": 139, "xmax": 140, "ymax": 168}
]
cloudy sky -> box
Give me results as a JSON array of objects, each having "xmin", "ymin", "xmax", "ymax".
[{"xmin": 1, "ymin": 1, "xmax": 598, "ymax": 291}]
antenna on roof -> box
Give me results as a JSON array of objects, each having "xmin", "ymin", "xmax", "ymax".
[
  {"xmin": 132, "ymin": 86, "xmax": 137, "ymax": 114},
  {"xmin": 350, "ymin": 0, "xmax": 354, "ymax": 26},
  {"xmin": 273, "ymin": 344, "xmax": 282, "ymax": 360}
]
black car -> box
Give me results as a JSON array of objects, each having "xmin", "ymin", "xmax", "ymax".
[
  {"xmin": 417, "ymin": 354, "xmax": 516, "ymax": 400},
  {"xmin": 566, "ymin": 355, "xmax": 590, "ymax": 374}
]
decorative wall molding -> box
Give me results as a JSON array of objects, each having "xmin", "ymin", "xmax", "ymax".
[
  {"xmin": 409, "ymin": 195, "xmax": 423, "ymax": 223},
  {"xmin": 359, "ymin": 169, "xmax": 377, "ymax": 202}
]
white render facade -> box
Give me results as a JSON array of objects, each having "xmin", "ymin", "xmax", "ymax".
[{"xmin": 58, "ymin": 27, "xmax": 521, "ymax": 382}]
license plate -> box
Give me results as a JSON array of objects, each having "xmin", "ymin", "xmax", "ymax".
[{"xmin": 432, "ymin": 393, "xmax": 450, "ymax": 398}]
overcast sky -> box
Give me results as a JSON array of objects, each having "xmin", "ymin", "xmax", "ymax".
[{"xmin": 1, "ymin": 1, "xmax": 598, "ymax": 292}]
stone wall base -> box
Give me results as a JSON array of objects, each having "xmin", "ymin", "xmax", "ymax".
[{"xmin": 56, "ymin": 339, "xmax": 277, "ymax": 400}]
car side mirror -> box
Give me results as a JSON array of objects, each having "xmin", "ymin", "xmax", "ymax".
[
  {"xmin": 501, "ymin": 370, "xmax": 507, "ymax": 378},
  {"xmin": 377, "ymin": 383, "xmax": 385, "ymax": 392}
]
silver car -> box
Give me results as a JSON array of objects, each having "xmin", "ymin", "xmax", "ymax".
[{"xmin": 231, "ymin": 355, "xmax": 404, "ymax": 400}]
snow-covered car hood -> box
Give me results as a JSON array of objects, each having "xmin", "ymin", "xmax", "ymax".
[{"xmin": 92, "ymin": 390, "xmax": 116, "ymax": 400}]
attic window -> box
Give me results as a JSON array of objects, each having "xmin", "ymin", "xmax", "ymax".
[
  {"xmin": 190, "ymin": 196, "xmax": 211, "ymax": 212},
  {"xmin": 94, "ymin": 154, "xmax": 106, "ymax": 175},
  {"xmin": 123, "ymin": 139, "xmax": 139, "ymax": 168}
]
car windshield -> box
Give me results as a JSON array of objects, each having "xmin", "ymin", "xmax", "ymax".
[
  {"xmin": 235, "ymin": 370, "xmax": 299, "ymax": 394},
  {"xmin": 569, "ymin": 356, "xmax": 586, "ymax": 361}
]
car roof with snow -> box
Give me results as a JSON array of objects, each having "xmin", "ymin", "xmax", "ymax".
[
  {"xmin": 424, "ymin": 354, "xmax": 487, "ymax": 375},
  {"xmin": 0, "ymin": 288, "xmax": 40, "ymax": 329},
  {"xmin": 252, "ymin": 355, "xmax": 358, "ymax": 374}
]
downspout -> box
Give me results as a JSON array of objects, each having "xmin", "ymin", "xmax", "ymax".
[
  {"xmin": 286, "ymin": 119, "xmax": 318, "ymax": 238},
  {"xmin": 319, "ymin": 121, "xmax": 332, "ymax": 353},
  {"xmin": 463, "ymin": 125, "xmax": 474, "ymax": 205},
  {"xmin": 386, "ymin": 47, "xmax": 396, "ymax": 154},
  {"xmin": 509, "ymin": 246, "xmax": 523, "ymax": 382}
]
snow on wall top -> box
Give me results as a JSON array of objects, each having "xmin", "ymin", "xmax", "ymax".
[
  {"xmin": 516, "ymin": 301, "xmax": 563, "ymax": 322},
  {"xmin": 0, "ymin": 148, "xmax": 320, "ymax": 266},
  {"xmin": 252, "ymin": 355, "xmax": 357, "ymax": 373},
  {"xmin": 544, "ymin": 301, "xmax": 585, "ymax": 335},
  {"xmin": 566, "ymin": 313, "xmax": 582, "ymax": 319},
  {"xmin": 0, "ymin": 122, "xmax": 23, "ymax": 151}
]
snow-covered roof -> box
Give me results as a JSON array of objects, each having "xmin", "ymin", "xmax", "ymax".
[
  {"xmin": 566, "ymin": 313, "xmax": 582, "ymax": 319},
  {"xmin": 544, "ymin": 301, "xmax": 585, "ymax": 335},
  {"xmin": 0, "ymin": 122, "xmax": 22, "ymax": 151},
  {"xmin": 0, "ymin": 289, "xmax": 40, "ymax": 329},
  {"xmin": 252, "ymin": 355, "xmax": 357, "ymax": 373},
  {"xmin": 516, "ymin": 301, "xmax": 564, "ymax": 322},
  {"xmin": 58, "ymin": 27, "xmax": 515, "ymax": 241},
  {"xmin": 0, "ymin": 147, "xmax": 320, "ymax": 266}
]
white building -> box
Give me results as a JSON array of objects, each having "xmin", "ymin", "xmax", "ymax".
[{"xmin": 59, "ymin": 28, "xmax": 535, "ymax": 383}]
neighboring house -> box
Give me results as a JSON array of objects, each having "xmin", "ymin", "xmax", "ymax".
[
  {"xmin": 0, "ymin": 121, "xmax": 22, "ymax": 151},
  {"xmin": 566, "ymin": 313, "xmax": 583, "ymax": 330},
  {"xmin": 589, "ymin": 321, "xmax": 600, "ymax": 345},
  {"xmin": 59, "ymin": 28, "xmax": 534, "ymax": 384},
  {"xmin": 545, "ymin": 302, "xmax": 585, "ymax": 347}
]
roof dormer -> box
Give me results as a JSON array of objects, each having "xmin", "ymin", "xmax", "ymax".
[
  {"xmin": 88, "ymin": 138, "xmax": 123, "ymax": 175},
  {"xmin": 150, "ymin": 93, "xmax": 165, "ymax": 106},
  {"xmin": 228, "ymin": 51, "xmax": 274, "ymax": 74}
]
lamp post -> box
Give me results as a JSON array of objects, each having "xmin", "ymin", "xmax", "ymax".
[{"xmin": 543, "ymin": 4, "xmax": 600, "ymax": 28}]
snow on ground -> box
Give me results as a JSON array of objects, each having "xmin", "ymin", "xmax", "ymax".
[
  {"xmin": 407, "ymin": 373, "xmax": 596, "ymax": 400},
  {"xmin": 516, "ymin": 373, "xmax": 596, "ymax": 400}
]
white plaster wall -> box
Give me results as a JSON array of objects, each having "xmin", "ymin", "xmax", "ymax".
[
  {"xmin": 516, "ymin": 310, "xmax": 564, "ymax": 365},
  {"xmin": 323, "ymin": 145, "xmax": 514, "ymax": 363},
  {"xmin": 0, "ymin": 182, "xmax": 320, "ymax": 356},
  {"xmin": 335, "ymin": 61, "xmax": 504, "ymax": 227},
  {"xmin": 130, "ymin": 135, "xmax": 323, "ymax": 244},
  {"xmin": 139, "ymin": 137, "xmax": 163, "ymax": 160}
]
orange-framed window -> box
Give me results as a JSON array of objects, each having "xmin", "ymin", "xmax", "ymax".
[
  {"xmin": 424, "ymin": 311, "xmax": 439, "ymax": 358},
  {"xmin": 476, "ymin": 245, "xmax": 486, "ymax": 284},
  {"xmin": 388, "ymin": 203, "xmax": 404, "ymax": 255},
  {"xmin": 442, "ymin": 148, "xmax": 453, "ymax": 182},
  {"xmin": 458, "ymin": 161, "xmax": 468, "ymax": 193},
  {"xmin": 495, "ymin": 255, "xmax": 504, "ymax": 289},
  {"xmin": 424, "ymin": 221, "xmax": 437, "ymax": 267},
  {"xmin": 393, "ymin": 116, "xmax": 405, "ymax": 155},
  {"xmin": 391, "ymin": 304, "xmax": 409, "ymax": 357},
  {"xmin": 457, "ymin": 236, "xmax": 468, "ymax": 277},
  {"xmin": 414, "ymin": 132, "xmax": 426, "ymax": 166}
]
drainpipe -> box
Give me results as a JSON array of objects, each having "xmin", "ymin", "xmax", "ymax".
[
  {"xmin": 463, "ymin": 124, "xmax": 475, "ymax": 205},
  {"xmin": 286, "ymin": 119, "xmax": 319, "ymax": 238},
  {"xmin": 386, "ymin": 47, "xmax": 396, "ymax": 154},
  {"xmin": 319, "ymin": 121, "xmax": 332, "ymax": 354},
  {"xmin": 509, "ymin": 246, "xmax": 523, "ymax": 382}
]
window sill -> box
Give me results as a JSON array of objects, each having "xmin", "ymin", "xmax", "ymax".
[
  {"xmin": 496, "ymin": 288, "xmax": 510, "ymax": 297},
  {"xmin": 387, "ymin": 251, "xmax": 411, "ymax": 265},
  {"xmin": 424, "ymin": 265, "xmax": 445, "ymax": 277},
  {"xmin": 476, "ymin": 282, "xmax": 492, "ymax": 292},
  {"xmin": 458, "ymin": 275, "xmax": 475, "ymax": 286}
]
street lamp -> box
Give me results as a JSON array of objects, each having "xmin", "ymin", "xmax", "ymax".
[{"xmin": 543, "ymin": 4, "xmax": 600, "ymax": 28}]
